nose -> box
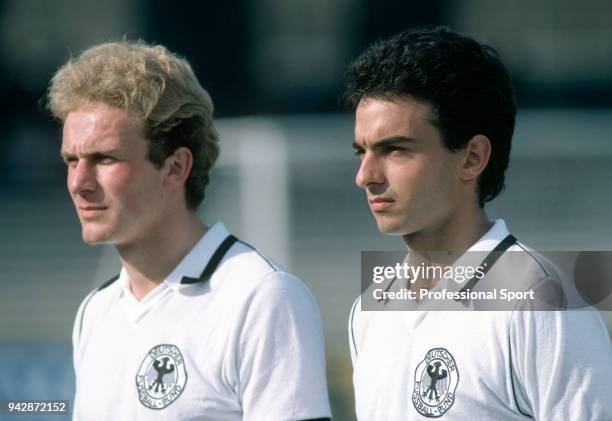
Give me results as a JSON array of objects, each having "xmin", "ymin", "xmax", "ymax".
[
  {"xmin": 68, "ymin": 159, "xmax": 97, "ymax": 195},
  {"xmin": 355, "ymin": 152, "xmax": 384, "ymax": 189}
]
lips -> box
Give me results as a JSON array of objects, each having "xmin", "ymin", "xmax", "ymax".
[
  {"xmin": 77, "ymin": 205, "xmax": 107, "ymax": 218},
  {"xmin": 368, "ymin": 197, "xmax": 394, "ymax": 212}
]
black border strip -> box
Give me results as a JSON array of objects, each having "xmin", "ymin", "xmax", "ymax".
[
  {"xmin": 98, "ymin": 274, "xmax": 119, "ymax": 291},
  {"xmin": 236, "ymin": 239, "xmax": 277, "ymax": 272},
  {"xmin": 455, "ymin": 234, "xmax": 517, "ymax": 301},
  {"xmin": 78, "ymin": 274, "xmax": 119, "ymax": 338},
  {"xmin": 181, "ymin": 235, "xmax": 238, "ymax": 284},
  {"xmin": 508, "ymin": 329, "xmax": 533, "ymax": 417},
  {"xmin": 349, "ymin": 297, "xmax": 360, "ymax": 359}
]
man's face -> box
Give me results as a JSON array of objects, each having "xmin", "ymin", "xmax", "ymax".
[
  {"xmin": 61, "ymin": 102, "xmax": 166, "ymax": 245},
  {"xmin": 353, "ymin": 97, "xmax": 463, "ymax": 236}
]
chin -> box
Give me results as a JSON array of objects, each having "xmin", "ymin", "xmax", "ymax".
[
  {"xmin": 375, "ymin": 219, "xmax": 410, "ymax": 236},
  {"xmin": 380, "ymin": 228, "xmax": 410, "ymax": 237},
  {"xmin": 82, "ymin": 235, "xmax": 107, "ymax": 245},
  {"xmin": 81, "ymin": 228, "xmax": 115, "ymax": 245},
  {"xmin": 374, "ymin": 211, "xmax": 424, "ymax": 236}
]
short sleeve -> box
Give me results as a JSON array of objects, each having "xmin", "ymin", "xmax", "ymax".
[
  {"xmin": 510, "ymin": 306, "xmax": 612, "ymax": 419},
  {"xmin": 236, "ymin": 272, "xmax": 331, "ymax": 421}
]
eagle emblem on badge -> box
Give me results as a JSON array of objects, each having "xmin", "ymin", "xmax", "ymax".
[
  {"xmin": 412, "ymin": 348, "xmax": 459, "ymax": 417},
  {"xmin": 135, "ymin": 344, "xmax": 187, "ymax": 409}
]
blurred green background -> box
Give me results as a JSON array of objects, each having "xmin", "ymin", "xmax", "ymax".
[{"xmin": 1, "ymin": 1, "xmax": 612, "ymax": 420}]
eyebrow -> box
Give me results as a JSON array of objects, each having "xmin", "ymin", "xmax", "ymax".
[
  {"xmin": 352, "ymin": 135, "xmax": 417, "ymax": 151},
  {"xmin": 60, "ymin": 149, "xmax": 121, "ymax": 160},
  {"xmin": 60, "ymin": 150, "xmax": 75, "ymax": 161}
]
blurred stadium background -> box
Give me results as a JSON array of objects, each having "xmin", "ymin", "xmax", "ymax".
[{"xmin": 1, "ymin": 1, "xmax": 611, "ymax": 420}]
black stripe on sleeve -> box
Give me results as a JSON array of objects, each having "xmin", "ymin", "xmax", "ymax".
[
  {"xmin": 298, "ymin": 418, "xmax": 331, "ymax": 421},
  {"xmin": 508, "ymin": 325, "xmax": 532, "ymax": 417},
  {"xmin": 349, "ymin": 297, "xmax": 359, "ymax": 359}
]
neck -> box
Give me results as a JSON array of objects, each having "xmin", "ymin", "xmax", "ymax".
[
  {"xmin": 403, "ymin": 204, "xmax": 491, "ymax": 292},
  {"xmin": 116, "ymin": 211, "xmax": 207, "ymax": 301},
  {"xmin": 403, "ymin": 204, "xmax": 492, "ymax": 262}
]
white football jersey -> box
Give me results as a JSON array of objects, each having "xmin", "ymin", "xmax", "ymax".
[
  {"xmin": 73, "ymin": 223, "xmax": 331, "ymax": 421},
  {"xmin": 350, "ymin": 220, "xmax": 612, "ymax": 420}
]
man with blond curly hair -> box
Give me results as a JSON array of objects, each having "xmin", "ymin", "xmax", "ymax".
[{"xmin": 48, "ymin": 41, "xmax": 331, "ymax": 421}]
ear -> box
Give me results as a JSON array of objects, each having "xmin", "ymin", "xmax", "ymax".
[
  {"xmin": 460, "ymin": 134, "xmax": 491, "ymax": 182},
  {"xmin": 162, "ymin": 147, "xmax": 193, "ymax": 191}
]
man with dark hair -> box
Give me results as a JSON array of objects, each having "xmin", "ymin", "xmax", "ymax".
[
  {"xmin": 346, "ymin": 27, "xmax": 612, "ymax": 420},
  {"xmin": 48, "ymin": 40, "xmax": 331, "ymax": 421}
]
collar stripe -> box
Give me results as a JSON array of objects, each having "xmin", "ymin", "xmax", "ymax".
[
  {"xmin": 456, "ymin": 234, "xmax": 517, "ymax": 300},
  {"xmin": 181, "ymin": 235, "xmax": 239, "ymax": 285},
  {"xmin": 98, "ymin": 274, "xmax": 119, "ymax": 291}
]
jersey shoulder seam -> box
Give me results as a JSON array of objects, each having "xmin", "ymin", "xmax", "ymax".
[
  {"xmin": 235, "ymin": 240, "xmax": 279, "ymax": 273},
  {"xmin": 515, "ymin": 243, "xmax": 552, "ymax": 277}
]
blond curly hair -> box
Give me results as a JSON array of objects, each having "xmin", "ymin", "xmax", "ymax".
[{"xmin": 47, "ymin": 40, "xmax": 219, "ymax": 210}]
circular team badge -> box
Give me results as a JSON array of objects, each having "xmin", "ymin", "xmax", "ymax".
[
  {"xmin": 412, "ymin": 348, "xmax": 459, "ymax": 417},
  {"xmin": 135, "ymin": 344, "xmax": 187, "ymax": 409}
]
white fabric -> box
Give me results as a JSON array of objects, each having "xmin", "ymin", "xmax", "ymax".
[
  {"xmin": 72, "ymin": 222, "xmax": 331, "ymax": 421},
  {"xmin": 349, "ymin": 219, "xmax": 612, "ymax": 420}
]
